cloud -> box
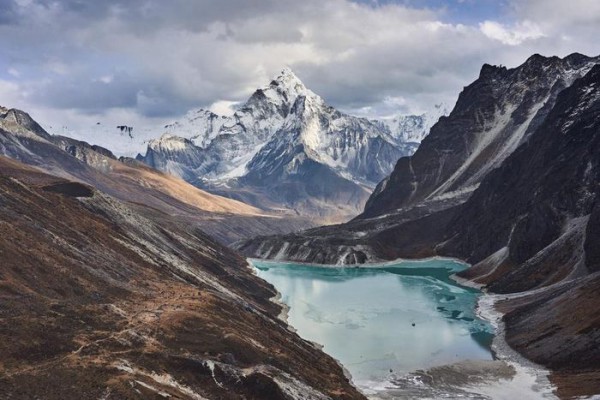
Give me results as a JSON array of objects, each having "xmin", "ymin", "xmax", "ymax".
[
  {"xmin": 510, "ymin": 0, "xmax": 600, "ymax": 27},
  {"xmin": 0, "ymin": 79, "xmax": 22, "ymax": 106},
  {"xmin": 479, "ymin": 20, "xmax": 545, "ymax": 46},
  {"xmin": 209, "ymin": 100, "xmax": 239, "ymax": 116},
  {"xmin": 0, "ymin": 0, "xmax": 599, "ymax": 135}
]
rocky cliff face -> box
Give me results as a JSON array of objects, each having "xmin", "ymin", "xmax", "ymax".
[
  {"xmin": 137, "ymin": 68, "xmax": 441, "ymax": 221},
  {"xmin": 438, "ymin": 65, "xmax": 600, "ymax": 398},
  {"xmin": 238, "ymin": 54, "xmax": 600, "ymax": 264},
  {"xmin": 444, "ymin": 62, "xmax": 600, "ymax": 288},
  {"xmin": 238, "ymin": 54, "xmax": 600, "ymax": 286},
  {"xmin": 362, "ymin": 53, "xmax": 599, "ymax": 219}
]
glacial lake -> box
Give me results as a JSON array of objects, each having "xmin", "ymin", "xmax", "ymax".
[{"xmin": 251, "ymin": 258, "xmax": 495, "ymax": 393}]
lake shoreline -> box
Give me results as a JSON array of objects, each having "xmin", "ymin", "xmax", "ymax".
[
  {"xmin": 247, "ymin": 255, "xmax": 471, "ymax": 270},
  {"xmin": 451, "ymin": 272, "xmax": 557, "ymax": 398},
  {"xmin": 250, "ymin": 256, "xmax": 558, "ymax": 399},
  {"xmin": 250, "ymin": 257, "xmax": 493, "ymax": 397},
  {"xmin": 247, "ymin": 260, "xmax": 358, "ymax": 388},
  {"xmin": 474, "ymin": 292, "xmax": 556, "ymax": 398}
]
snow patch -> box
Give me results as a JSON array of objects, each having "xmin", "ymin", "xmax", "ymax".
[{"xmin": 475, "ymin": 295, "xmax": 557, "ymax": 399}]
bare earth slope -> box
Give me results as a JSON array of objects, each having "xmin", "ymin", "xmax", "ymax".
[{"xmin": 0, "ymin": 155, "xmax": 363, "ymax": 400}]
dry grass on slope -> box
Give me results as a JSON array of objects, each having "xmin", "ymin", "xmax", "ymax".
[{"xmin": 108, "ymin": 160, "xmax": 264, "ymax": 216}]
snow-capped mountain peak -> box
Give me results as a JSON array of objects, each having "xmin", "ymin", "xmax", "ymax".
[
  {"xmin": 148, "ymin": 133, "xmax": 192, "ymax": 152},
  {"xmin": 271, "ymin": 67, "xmax": 309, "ymax": 96},
  {"xmin": 136, "ymin": 68, "xmax": 446, "ymax": 219},
  {"xmin": 244, "ymin": 67, "xmax": 319, "ymax": 118},
  {"xmin": 377, "ymin": 102, "xmax": 450, "ymax": 144},
  {"xmin": 146, "ymin": 68, "xmax": 316, "ymax": 154}
]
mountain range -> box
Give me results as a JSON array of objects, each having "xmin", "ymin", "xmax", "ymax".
[
  {"xmin": 0, "ymin": 106, "xmax": 314, "ymax": 244},
  {"xmin": 237, "ymin": 53, "xmax": 600, "ymax": 398},
  {"xmin": 137, "ymin": 68, "xmax": 446, "ymax": 222}
]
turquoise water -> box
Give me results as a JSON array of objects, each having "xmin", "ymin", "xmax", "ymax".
[{"xmin": 252, "ymin": 259, "xmax": 494, "ymax": 389}]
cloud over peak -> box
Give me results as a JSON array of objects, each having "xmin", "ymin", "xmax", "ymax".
[
  {"xmin": 0, "ymin": 0, "xmax": 599, "ymax": 132},
  {"xmin": 480, "ymin": 20, "xmax": 545, "ymax": 46}
]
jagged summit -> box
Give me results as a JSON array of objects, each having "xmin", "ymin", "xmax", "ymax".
[
  {"xmin": 270, "ymin": 67, "xmax": 309, "ymax": 94},
  {"xmin": 278, "ymin": 66, "xmax": 300, "ymax": 79},
  {"xmin": 0, "ymin": 106, "xmax": 52, "ymax": 140},
  {"xmin": 243, "ymin": 67, "xmax": 319, "ymax": 122},
  {"xmin": 153, "ymin": 68, "xmax": 320, "ymax": 158},
  {"xmin": 524, "ymin": 52, "xmax": 596, "ymax": 65},
  {"xmin": 161, "ymin": 68, "xmax": 310, "ymax": 134},
  {"xmin": 479, "ymin": 52, "xmax": 599, "ymax": 79},
  {"xmin": 479, "ymin": 63, "xmax": 507, "ymax": 78}
]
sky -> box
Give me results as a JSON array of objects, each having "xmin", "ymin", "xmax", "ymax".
[{"xmin": 1, "ymin": 0, "xmax": 599, "ymax": 135}]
